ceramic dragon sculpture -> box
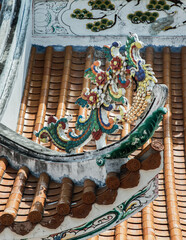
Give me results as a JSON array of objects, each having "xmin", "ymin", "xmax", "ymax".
[{"xmin": 35, "ymin": 33, "xmax": 157, "ymax": 153}]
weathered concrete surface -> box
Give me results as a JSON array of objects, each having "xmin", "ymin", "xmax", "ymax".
[{"xmin": 0, "ymin": 0, "xmax": 32, "ymax": 130}]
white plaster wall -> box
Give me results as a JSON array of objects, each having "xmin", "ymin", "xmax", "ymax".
[
  {"xmin": 0, "ymin": 0, "xmax": 16, "ymax": 60},
  {"xmin": 32, "ymin": 0, "xmax": 186, "ymax": 47},
  {"xmin": 32, "ymin": 35, "xmax": 186, "ymax": 47},
  {"xmin": 1, "ymin": 2, "xmax": 32, "ymax": 130}
]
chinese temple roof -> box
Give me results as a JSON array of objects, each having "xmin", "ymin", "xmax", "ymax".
[
  {"xmin": 94, "ymin": 47, "xmax": 186, "ymax": 240},
  {"xmin": 0, "ymin": 0, "xmax": 185, "ymax": 238},
  {"xmin": 8, "ymin": 45, "xmax": 185, "ymax": 239}
]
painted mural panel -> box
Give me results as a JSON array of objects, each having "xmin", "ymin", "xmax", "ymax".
[{"xmin": 33, "ymin": 0, "xmax": 186, "ymax": 36}]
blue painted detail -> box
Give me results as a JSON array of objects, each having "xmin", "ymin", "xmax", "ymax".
[
  {"xmin": 72, "ymin": 46, "xmax": 88, "ymax": 52},
  {"xmin": 112, "ymin": 42, "xmax": 119, "ymax": 47},
  {"xmin": 85, "ymin": 67, "xmax": 91, "ymax": 73},
  {"xmin": 53, "ymin": 46, "xmax": 66, "ymax": 52},
  {"xmin": 32, "ymin": 45, "xmax": 182, "ymax": 56},
  {"xmin": 135, "ymin": 61, "xmax": 146, "ymax": 82},
  {"xmin": 141, "ymin": 45, "xmax": 182, "ymax": 53},
  {"xmin": 93, "ymin": 65, "xmax": 98, "ymax": 73},
  {"xmin": 33, "ymin": 45, "xmax": 46, "ymax": 53},
  {"xmin": 118, "ymin": 75, "xmax": 126, "ymax": 84},
  {"xmin": 98, "ymin": 108, "xmax": 119, "ymax": 134},
  {"xmin": 102, "ymin": 104, "xmax": 113, "ymax": 111}
]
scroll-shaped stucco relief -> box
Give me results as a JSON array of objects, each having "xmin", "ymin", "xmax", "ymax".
[
  {"xmin": 33, "ymin": 0, "xmax": 69, "ymax": 35},
  {"xmin": 44, "ymin": 177, "xmax": 158, "ymax": 240}
]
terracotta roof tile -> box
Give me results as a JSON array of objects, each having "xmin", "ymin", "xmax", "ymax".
[
  {"xmin": 56, "ymin": 177, "xmax": 73, "ymax": 216},
  {"xmin": 1, "ymin": 45, "xmax": 180, "ymax": 238},
  {"xmin": 82, "ymin": 179, "xmax": 96, "ymax": 204},
  {"xmin": 0, "ymin": 158, "xmax": 8, "ymax": 181},
  {"xmin": 28, "ymin": 172, "xmax": 49, "ymax": 224},
  {"xmin": 0, "ymin": 167, "xmax": 29, "ymax": 226}
]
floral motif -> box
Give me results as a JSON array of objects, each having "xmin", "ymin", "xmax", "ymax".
[
  {"xmin": 110, "ymin": 56, "xmax": 123, "ymax": 72},
  {"xmin": 87, "ymin": 92, "xmax": 99, "ymax": 108},
  {"xmin": 36, "ymin": 33, "xmax": 160, "ymax": 154},
  {"xmin": 96, "ymin": 72, "xmax": 109, "ymax": 87},
  {"xmin": 48, "ymin": 116, "xmax": 57, "ymax": 125}
]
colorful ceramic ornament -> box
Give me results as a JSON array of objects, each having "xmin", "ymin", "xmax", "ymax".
[{"xmin": 35, "ymin": 33, "xmax": 158, "ymax": 153}]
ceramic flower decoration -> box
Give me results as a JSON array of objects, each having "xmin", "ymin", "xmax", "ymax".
[{"xmin": 35, "ymin": 33, "xmax": 158, "ymax": 153}]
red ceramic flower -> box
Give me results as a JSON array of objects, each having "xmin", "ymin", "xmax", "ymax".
[
  {"xmin": 110, "ymin": 56, "xmax": 123, "ymax": 72},
  {"xmin": 48, "ymin": 116, "xmax": 57, "ymax": 125},
  {"xmin": 92, "ymin": 129, "xmax": 102, "ymax": 140},
  {"xmin": 87, "ymin": 92, "xmax": 98, "ymax": 107},
  {"xmin": 96, "ymin": 72, "xmax": 108, "ymax": 87}
]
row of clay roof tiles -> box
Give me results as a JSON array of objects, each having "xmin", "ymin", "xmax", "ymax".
[
  {"xmin": 9, "ymin": 45, "xmax": 186, "ymax": 239},
  {"xmin": 0, "ymin": 37, "xmax": 163, "ymax": 233},
  {"xmin": 0, "ymin": 140, "xmax": 161, "ymax": 235}
]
